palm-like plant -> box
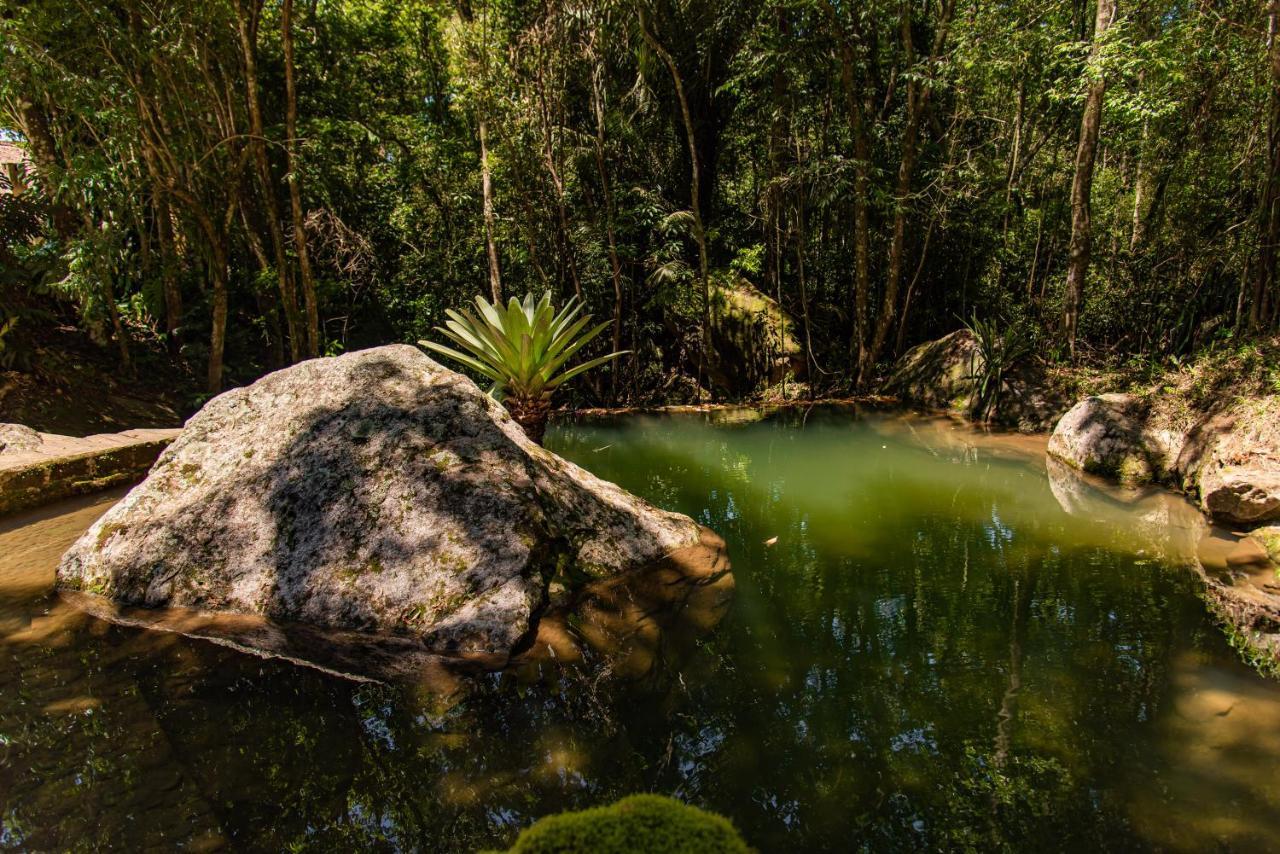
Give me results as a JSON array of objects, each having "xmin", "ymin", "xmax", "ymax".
[{"xmin": 420, "ymin": 292, "xmax": 626, "ymax": 444}]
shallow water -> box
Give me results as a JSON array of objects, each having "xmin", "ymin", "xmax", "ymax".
[{"xmin": 2, "ymin": 406, "xmax": 1279, "ymax": 851}]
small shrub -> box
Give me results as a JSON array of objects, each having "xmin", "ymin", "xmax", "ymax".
[{"xmin": 498, "ymin": 794, "xmax": 752, "ymax": 854}]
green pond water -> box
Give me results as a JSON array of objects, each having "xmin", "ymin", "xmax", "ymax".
[{"xmin": 3, "ymin": 406, "xmax": 1280, "ymax": 851}]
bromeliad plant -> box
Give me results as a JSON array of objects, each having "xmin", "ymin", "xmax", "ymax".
[
  {"xmin": 961, "ymin": 312, "xmax": 1035, "ymax": 422},
  {"xmin": 420, "ymin": 292, "xmax": 626, "ymax": 444}
]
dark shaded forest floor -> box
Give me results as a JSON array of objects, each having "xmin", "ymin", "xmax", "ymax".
[{"xmin": 0, "ymin": 324, "xmax": 193, "ymax": 436}]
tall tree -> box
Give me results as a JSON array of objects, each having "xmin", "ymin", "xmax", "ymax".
[{"xmin": 1062, "ymin": 0, "xmax": 1118, "ymax": 357}]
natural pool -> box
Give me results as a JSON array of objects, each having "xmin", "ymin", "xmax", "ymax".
[{"xmin": 2, "ymin": 406, "xmax": 1279, "ymax": 851}]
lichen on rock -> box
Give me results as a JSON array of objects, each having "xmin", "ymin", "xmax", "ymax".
[{"xmin": 56, "ymin": 346, "xmax": 706, "ymax": 667}]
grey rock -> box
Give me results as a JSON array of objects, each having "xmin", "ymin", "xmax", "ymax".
[
  {"xmin": 1047, "ymin": 394, "xmax": 1157, "ymax": 482},
  {"xmin": 0, "ymin": 423, "xmax": 42, "ymax": 455},
  {"xmin": 56, "ymin": 345, "xmax": 703, "ymax": 661}
]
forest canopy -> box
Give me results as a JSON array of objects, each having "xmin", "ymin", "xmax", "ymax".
[{"xmin": 1, "ymin": 0, "xmax": 1278, "ymax": 401}]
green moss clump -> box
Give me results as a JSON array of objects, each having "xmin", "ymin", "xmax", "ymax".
[{"xmin": 498, "ymin": 795, "xmax": 751, "ymax": 854}]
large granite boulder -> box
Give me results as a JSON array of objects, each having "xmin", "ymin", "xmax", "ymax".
[
  {"xmin": 56, "ymin": 346, "xmax": 704, "ymax": 666},
  {"xmin": 1176, "ymin": 396, "xmax": 1280, "ymax": 526},
  {"xmin": 1047, "ymin": 394, "xmax": 1162, "ymax": 482}
]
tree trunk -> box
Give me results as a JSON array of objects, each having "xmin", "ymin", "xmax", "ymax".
[
  {"xmin": 1063, "ymin": 0, "xmax": 1118, "ymax": 357},
  {"xmin": 283, "ymin": 0, "xmax": 320, "ymax": 357},
  {"xmin": 208, "ymin": 241, "xmax": 230, "ymax": 393},
  {"xmin": 155, "ymin": 190, "xmax": 183, "ymax": 352},
  {"xmin": 823, "ymin": 1, "xmax": 872, "ymax": 379},
  {"xmin": 860, "ymin": 0, "xmax": 955, "ymax": 385},
  {"xmin": 1253, "ymin": 0, "xmax": 1280, "ymax": 330},
  {"xmin": 238, "ymin": 0, "xmax": 304, "ymax": 362},
  {"xmin": 479, "ymin": 116, "xmax": 503, "ymax": 303},
  {"xmin": 588, "ymin": 37, "xmax": 626, "ymax": 396},
  {"xmin": 639, "ymin": 7, "xmax": 712, "ymax": 401}
]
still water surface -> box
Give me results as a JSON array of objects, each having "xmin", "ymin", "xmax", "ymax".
[{"xmin": 2, "ymin": 406, "xmax": 1279, "ymax": 851}]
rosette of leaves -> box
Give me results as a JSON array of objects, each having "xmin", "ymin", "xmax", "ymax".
[{"xmin": 421, "ymin": 292, "xmax": 626, "ymax": 443}]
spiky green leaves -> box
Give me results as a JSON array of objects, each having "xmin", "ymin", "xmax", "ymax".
[{"xmin": 420, "ymin": 292, "xmax": 626, "ymax": 403}]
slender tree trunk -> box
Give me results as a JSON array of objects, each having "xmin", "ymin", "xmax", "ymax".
[
  {"xmin": 283, "ymin": 0, "xmax": 320, "ymax": 357},
  {"xmin": 823, "ymin": 1, "xmax": 872, "ymax": 379},
  {"xmin": 861, "ymin": 0, "xmax": 955, "ymax": 385},
  {"xmin": 1130, "ymin": 72, "xmax": 1150, "ymax": 251},
  {"xmin": 155, "ymin": 191, "xmax": 183, "ymax": 352},
  {"xmin": 639, "ymin": 8, "xmax": 712, "ymax": 401},
  {"xmin": 1063, "ymin": 0, "xmax": 1118, "ymax": 357},
  {"xmin": 1253, "ymin": 0, "xmax": 1280, "ymax": 330},
  {"xmin": 588, "ymin": 40, "xmax": 626, "ymax": 394},
  {"xmin": 208, "ymin": 241, "xmax": 230, "ymax": 393},
  {"xmin": 238, "ymin": 0, "xmax": 304, "ymax": 362},
  {"xmin": 479, "ymin": 116, "xmax": 503, "ymax": 303},
  {"xmin": 533, "ymin": 37, "xmax": 582, "ymax": 301}
]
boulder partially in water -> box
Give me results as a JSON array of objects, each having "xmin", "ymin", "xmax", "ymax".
[
  {"xmin": 56, "ymin": 345, "xmax": 706, "ymax": 667},
  {"xmin": 1049, "ymin": 392, "xmax": 1280, "ymax": 527},
  {"xmin": 1047, "ymin": 393, "xmax": 1162, "ymax": 482},
  {"xmin": 883, "ymin": 329, "xmax": 980, "ymax": 413}
]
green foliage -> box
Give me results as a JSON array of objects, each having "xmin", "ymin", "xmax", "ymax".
[
  {"xmin": 497, "ymin": 795, "xmax": 751, "ymax": 854},
  {"xmin": 421, "ymin": 292, "xmax": 625, "ymax": 403},
  {"xmin": 961, "ymin": 314, "xmax": 1035, "ymax": 422},
  {"xmin": 0, "ymin": 0, "xmax": 1275, "ymax": 398}
]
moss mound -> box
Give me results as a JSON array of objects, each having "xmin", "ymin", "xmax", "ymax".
[{"xmin": 501, "ymin": 794, "xmax": 751, "ymax": 854}]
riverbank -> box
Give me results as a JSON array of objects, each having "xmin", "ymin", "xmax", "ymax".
[{"xmin": 885, "ymin": 331, "xmax": 1280, "ymax": 672}]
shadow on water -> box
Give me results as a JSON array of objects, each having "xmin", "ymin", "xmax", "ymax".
[{"xmin": 2, "ymin": 403, "xmax": 1280, "ymax": 850}]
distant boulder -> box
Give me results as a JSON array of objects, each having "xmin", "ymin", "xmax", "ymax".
[
  {"xmin": 0, "ymin": 423, "xmax": 42, "ymax": 455},
  {"xmin": 707, "ymin": 278, "xmax": 805, "ymax": 395},
  {"xmin": 883, "ymin": 329, "xmax": 980, "ymax": 413},
  {"xmin": 57, "ymin": 346, "xmax": 707, "ymax": 672}
]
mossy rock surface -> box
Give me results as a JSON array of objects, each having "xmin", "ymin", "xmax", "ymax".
[{"xmin": 499, "ymin": 795, "xmax": 751, "ymax": 854}]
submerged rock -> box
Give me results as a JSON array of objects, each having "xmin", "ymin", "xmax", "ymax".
[{"xmin": 56, "ymin": 346, "xmax": 707, "ymax": 670}]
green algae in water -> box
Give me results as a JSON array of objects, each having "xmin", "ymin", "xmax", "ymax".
[{"xmin": 2, "ymin": 407, "xmax": 1280, "ymax": 851}]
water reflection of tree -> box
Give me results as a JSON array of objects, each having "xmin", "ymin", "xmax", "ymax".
[{"xmin": 0, "ymin": 412, "xmax": 1243, "ymax": 850}]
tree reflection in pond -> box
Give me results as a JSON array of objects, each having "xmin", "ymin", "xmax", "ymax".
[{"xmin": 2, "ymin": 406, "xmax": 1279, "ymax": 851}]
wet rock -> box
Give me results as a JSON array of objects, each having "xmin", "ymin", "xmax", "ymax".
[
  {"xmin": 1177, "ymin": 397, "xmax": 1280, "ymax": 526},
  {"xmin": 0, "ymin": 423, "xmax": 42, "ymax": 455},
  {"xmin": 1254, "ymin": 525, "xmax": 1280, "ymax": 564},
  {"xmin": 56, "ymin": 345, "xmax": 705, "ymax": 666},
  {"xmin": 1047, "ymin": 394, "xmax": 1161, "ymax": 482}
]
